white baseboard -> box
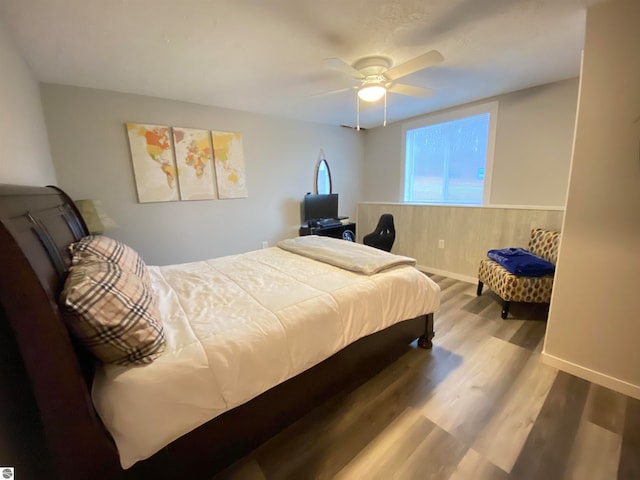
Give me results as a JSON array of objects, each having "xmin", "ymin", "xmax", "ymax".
[
  {"xmin": 541, "ymin": 352, "xmax": 640, "ymax": 400},
  {"xmin": 416, "ymin": 264, "xmax": 477, "ymax": 285}
]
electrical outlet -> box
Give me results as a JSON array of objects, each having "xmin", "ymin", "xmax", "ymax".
[
  {"xmin": 261, "ymin": 241, "xmax": 269, "ymax": 249},
  {"xmin": 438, "ymin": 239, "xmax": 445, "ymax": 249}
]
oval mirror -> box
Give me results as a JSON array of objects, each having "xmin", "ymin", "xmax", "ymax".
[{"xmin": 315, "ymin": 152, "xmax": 332, "ymax": 194}]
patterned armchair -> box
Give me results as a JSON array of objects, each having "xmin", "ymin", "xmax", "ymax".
[{"xmin": 477, "ymin": 228, "xmax": 561, "ymax": 319}]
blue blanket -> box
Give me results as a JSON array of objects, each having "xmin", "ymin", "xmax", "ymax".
[{"xmin": 487, "ymin": 248, "xmax": 555, "ymax": 277}]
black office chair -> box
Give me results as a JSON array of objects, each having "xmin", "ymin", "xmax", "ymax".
[{"xmin": 363, "ymin": 214, "xmax": 395, "ymax": 252}]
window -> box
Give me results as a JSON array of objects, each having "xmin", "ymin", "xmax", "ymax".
[{"xmin": 403, "ymin": 102, "xmax": 497, "ymax": 205}]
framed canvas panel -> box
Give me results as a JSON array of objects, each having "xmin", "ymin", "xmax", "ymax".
[
  {"xmin": 211, "ymin": 131, "xmax": 248, "ymax": 199},
  {"xmin": 173, "ymin": 127, "xmax": 217, "ymax": 200},
  {"xmin": 126, "ymin": 122, "xmax": 179, "ymax": 203}
]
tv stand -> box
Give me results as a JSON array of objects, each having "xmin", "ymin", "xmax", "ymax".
[{"xmin": 299, "ymin": 222, "xmax": 356, "ymax": 241}]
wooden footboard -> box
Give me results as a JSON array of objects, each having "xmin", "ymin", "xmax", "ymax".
[{"xmin": 132, "ymin": 314, "xmax": 432, "ymax": 479}]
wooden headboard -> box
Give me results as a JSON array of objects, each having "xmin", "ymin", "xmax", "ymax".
[{"xmin": 0, "ymin": 184, "xmax": 123, "ymax": 479}]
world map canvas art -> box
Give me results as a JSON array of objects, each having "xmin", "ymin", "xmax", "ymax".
[
  {"xmin": 173, "ymin": 127, "xmax": 217, "ymax": 200},
  {"xmin": 126, "ymin": 123, "xmax": 248, "ymax": 203},
  {"xmin": 126, "ymin": 122, "xmax": 179, "ymax": 203},
  {"xmin": 211, "ymin": 131, "xmax": 248, "ymax": 199}
]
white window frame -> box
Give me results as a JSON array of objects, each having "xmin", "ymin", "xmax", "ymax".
[{"xmin": 401, "ymin": 101, "xmax": 499, "ymax": 205}]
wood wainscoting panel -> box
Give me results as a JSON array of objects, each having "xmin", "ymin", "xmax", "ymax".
[{"xmin": 357, "ymin": 203, "xmax": 564, "ymax": 279}]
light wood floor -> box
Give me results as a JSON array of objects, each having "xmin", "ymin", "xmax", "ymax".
[{"xmin": 214, "ymin": 275, "xmax": 640, "ymax": 480}]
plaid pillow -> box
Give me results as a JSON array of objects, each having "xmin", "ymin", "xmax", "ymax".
[
  {"xmin": 61, "ymin": 260, "xmax": 165, "ymax": 365},
  {"xmin": 70, "ymin": 235, "xmax": 150, "ymax": 286}
]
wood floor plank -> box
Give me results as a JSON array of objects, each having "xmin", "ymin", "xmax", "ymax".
[
  {"xmin": 532, "ymin": 332, "xmax": 545, "ymax": 354},
  {"xmin": 491, "ymin": 318, "xmax": 526, "ymax": 343},
  {"xmin": 508, "ymin": 319, "xmax": 547, "ymax": 351},
  {"xmin": 510, "ymin": 371, "xmax": 590, "ymax": 479},
  {"xmin": 618, "ymin": 396, "xmax": 640, "ymax": 480},
  {"xmin": 461, "ymin": 293, "xmax": 495, "ymax": 315},
  {"xmin": 391, "ymin": 424, "xmax": 468, "ymax": 480},
  {"xmin": 440, "ymin": 285, "xmax": 474, "ymax": 307},
  {"xmin": 252, "ymin": 350, "xmax": 423, "ymax": 479},
  {"xmin": 448, "ymin": 448, "xmax": 510, "ymax": 480},
  {"xmin": 254, "ymin": 344, "xmax": 458, "ymax": 479},
  {"xmin": 420, "ymin": 336, "xmax": 532, "ymax": 447},
  {"xmin": 433, "ymin": 276, "xmax": 456, "ymax": 292},
  {"xmin": 563, "ymin": 420, "xmax": 622, "ymax": 480},
  {"xmin": 334, "ymin": 407, "xmax": 435, "ymax": 479},
  {"xmin": 433, "ymin": 309, "xmax": 505, "ymax": 355},
  {"xmin": 475, "ymin": 291, "xmax": 506, "ymax": 320},
  {"xmin": 472, "ymin": 352, "xmax": 557, "ymax": 473},
  {"xmin": 583, "ymin": 383, "xmax": 627, "ymax": 435},
  {"xmin": 430, "ymin": 308, "xmax": 481, "ymax": 349}
]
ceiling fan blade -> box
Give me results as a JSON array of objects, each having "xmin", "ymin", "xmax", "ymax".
[
  {"xmin": 388, "ymin": 83, "xmax": 435, "ymax": 98},
  {"xmin": 308, "ymin": 86, "xmax": 355, "ymax": 98},
  {"xmin": 323, "ymin": 57, "xmax": 364, "ymax": 79},
  {"xmin": 384, "ymin": 50, "xmax": 444, "ymax": 81}
]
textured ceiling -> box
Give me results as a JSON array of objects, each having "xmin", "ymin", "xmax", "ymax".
[{"xmin": 0, "ymin": 0, "xmax": 601, "ymax": 129}]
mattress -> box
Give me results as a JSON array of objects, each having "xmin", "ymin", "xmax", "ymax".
[{"xmin": 91, "ymin": 246, "xmax": 440, "ymax": 468}]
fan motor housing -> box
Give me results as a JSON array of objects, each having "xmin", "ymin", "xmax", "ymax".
[{"xmin": 353, "ymin": 56, "xmax": 392, "ymax": 77}]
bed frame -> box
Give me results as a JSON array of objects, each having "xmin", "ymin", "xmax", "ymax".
[{"xmin": 0, "ymin": 184, "xmax": 435, "ymax": 480}]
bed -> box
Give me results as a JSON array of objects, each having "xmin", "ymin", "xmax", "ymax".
[{"xmin": 0, "ymin": 184, "xmax": 440, "ymax": 479}]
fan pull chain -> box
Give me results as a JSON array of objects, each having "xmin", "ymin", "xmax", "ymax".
[
  {"xmin": 383, "ymin": 90, "xmax": 387, "ymax": 127},
  {"xmin": 356, "ymin": 95, "xmax": 360, "ymax": 131}
]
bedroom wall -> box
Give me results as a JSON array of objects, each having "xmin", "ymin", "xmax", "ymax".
[
  {"xmin": 41, "ymin": 85, "xmax": 364, "ymax": 265},
  {"xmin": 362, "ymin": 78, "xmax": 578, "ymax": 207},
  {"xmin": 544, "ymin": 0, "xmax": 640, "ymax": 399},
  {"xmin": 0, "ymin": 17, "xmax": 56, "ymax": 185}
]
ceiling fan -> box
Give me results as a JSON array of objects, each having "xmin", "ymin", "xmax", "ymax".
[{"xmin": 318, "ymin": 50, "xmax": 444, "ymax": 129}]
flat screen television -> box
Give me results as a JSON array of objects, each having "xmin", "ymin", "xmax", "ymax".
[{"xmin": 304, "ymin": 193, "xmax": 338, "ymax": 221}]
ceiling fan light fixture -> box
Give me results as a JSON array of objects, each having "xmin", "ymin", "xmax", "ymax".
[{"xmin": 357, "ymin": 84, "xmax": 386, "ymax": 102}]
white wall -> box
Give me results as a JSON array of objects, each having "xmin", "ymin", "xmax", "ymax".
[
  {"xmin": 362, "ymin": 78, "xmax": 578, "ymax": 206},
  {"xmin": 41, "ymin": 85, "xmax": 364, "ymax": 265},
  {"xmin": 0, "ymin": 17, "xmax": 56, "ymax": 185},
  {"xmin": 544, "ymin": 0, "xmax": 640, "ymax": 399}
]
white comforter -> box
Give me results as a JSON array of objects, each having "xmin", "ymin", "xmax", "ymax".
[{"xmin": 92, "ymin": 246, "xmax": 440, "ymax": 468}]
